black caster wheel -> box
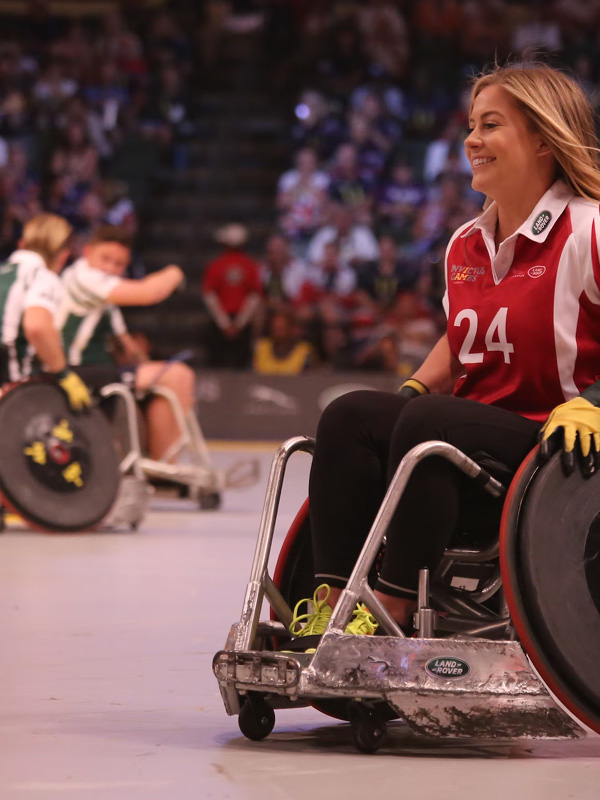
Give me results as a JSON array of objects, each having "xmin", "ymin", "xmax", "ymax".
[
  {"xmin": 199, "ymin": 491, "xmax": 221, "ymax": 511},
  {"xmin": 349, "ymin": 701, "xmax": 387, "ymax": 754},
  {"xmin": 0, "ymin": 510, "xmax": 5, "ymax": 532},
  {"xmin": 238, "ymin": 693, "xmax": 275, "ymax": 741}
]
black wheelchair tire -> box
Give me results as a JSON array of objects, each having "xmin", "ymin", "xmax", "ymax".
[
  {"xmin": 500, "ymin": 446, "xmax": 600, "ymax": 734},
  {"xmin": 0, "ymin": 382, "xmax": 120, "ymax": 532}
]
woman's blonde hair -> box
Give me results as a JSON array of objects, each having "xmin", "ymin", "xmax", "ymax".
[
  {"xmin": 471, "ymin": 63, "xmax": 600, "ymax": 201},
  {"xmin": 20, "ymin": 213, "xmax": 73, "ymax": 266}
]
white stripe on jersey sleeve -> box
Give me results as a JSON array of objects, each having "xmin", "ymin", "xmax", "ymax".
[
  {"xmin": 68, "ymin": 309, "xmax": 103, "ymax": 366},
  {"xmin": 570, "ymin": 198, "xmax": 600, "ymax": 305},
  {"xmin": 553, "ymin": 243, "xmax": 580, "ymax": 400},
  {"xmin": 109, "ymin": 306, "xmax": 127, "ymax": 336},
  {"xmin": 2, "ymin": 273, "xmax": 25, "ymax": 348},
  {"xmin": 553, "ymin": 199, "xmax": 600, "ymax": 401}
]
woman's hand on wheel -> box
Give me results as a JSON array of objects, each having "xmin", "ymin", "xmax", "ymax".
[{"xmin": 539, "ymin": 397, "xmax": 600, "ymax": 476}]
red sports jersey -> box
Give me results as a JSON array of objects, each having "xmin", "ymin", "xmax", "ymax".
[{"xmin": 443, "ymin": 180, "xmax": 600, "ymax": 422}]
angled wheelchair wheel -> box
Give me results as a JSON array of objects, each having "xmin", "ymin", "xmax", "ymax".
[
  {"xmin": 272, "ymin": 498, "xmax": 397, "ymax": 724},
  {"xmin": 272, "ymin": 498, "xmax": 314, "ymax": 612},
  {"xmin": 500, "ymin": 445, "xmax": 600, "ymax": 734},
  {"xmin": 0, "ymin": 381, "xmax": 121, "ymax": 532}
]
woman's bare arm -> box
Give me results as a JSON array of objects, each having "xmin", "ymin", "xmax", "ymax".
[{"xmin": 409, "ymin": 333, "xmax": 463, "ymax": 395}]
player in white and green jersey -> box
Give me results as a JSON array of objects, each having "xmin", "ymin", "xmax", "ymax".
[
  {"xmin": 59, "ymin": 259, "xmax": 129, "ymax": 368},
  {"xmin": 57, "ymin": 224, "xmax": 192, "ymax": 459},
  {"xmin": 0, "ymin": 213, "xmax": 90, "ymax": 410}
]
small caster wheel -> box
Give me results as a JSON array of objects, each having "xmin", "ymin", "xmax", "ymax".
[
  {"xmin": 130, "ymin": 521, "xmax": 139, "ymax": 531},
  {"xmin": 199, "ymin": 491, "xmax": 221, "ymax": 511},
  {"xmin": 238, "ymin": 693, "xmax": 275, "ymax": 741},
  {"xmin": 0, "ymin": 511, "xmax": 5, "ymax": 533},
  {"xmin": 349, "ymin": 701, "xmax": 387, "ymax": 754}
]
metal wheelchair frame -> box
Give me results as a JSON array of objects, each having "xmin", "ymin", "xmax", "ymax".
[
  {"xmin": 213, "ymin": 436, "xmax": 585, "ymax": 751},
  {"xmin": 100, "ymin": 382, "xmax": 259, "ymax": 511}
]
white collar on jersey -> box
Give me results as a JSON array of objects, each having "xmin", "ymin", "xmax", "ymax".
[
  {"xmin": 8, "ymin": 249, "xmax": 48, "ymax": 272},
  {"xmin": 461, "ymin": 179, "xmax": 574, "ymax": 244}
]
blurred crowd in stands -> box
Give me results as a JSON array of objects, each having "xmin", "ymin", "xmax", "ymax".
[
  {"xmin": 203, "ymin": 0, "xmax": 600, "ymax": 375},
  {"xmin": 2, "ymin": 1, "xmax": 600, "ymax": 375},
  {"xmin": 0, "ymin": 2, "xmax": 195, "ymax": 257}
]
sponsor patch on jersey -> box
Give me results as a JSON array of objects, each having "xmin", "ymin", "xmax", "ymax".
[
  {"xmin": 532, "ymin": 211, "xmax": 552, "ymax": 235},
  {"xmin": 450, "ymin": 264, "xmax": 485, "ymax": 283},
  {"xmin": 528, "ymin": 265, "xmax": 546, "ymax": 278}
]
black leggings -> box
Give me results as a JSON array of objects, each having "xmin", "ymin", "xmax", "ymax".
[{"xmin": 308, "ymin": 391, "xmax": 541, "ymax": 599}]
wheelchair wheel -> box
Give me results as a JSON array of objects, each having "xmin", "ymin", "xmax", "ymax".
[
  {"xmin": 349, "ymin": 701, "xmax": 388, "ymax": 754},
  {"xmin": 0, "ymin": 381, "xmax": 121, "ymax": 532},
  {"xmin": 500, "ymin": 445, "xmax": 600, "ymax": 734},
  {"xmin": 272, "ymin": 499, "xmax": 397, "ymax": 724},
  {"xmin": 199, "ymin": 491, "xmax": 222, "ymax": 511},
  {"xmin": 238, "ymin": 693, "xmax": 276, "ymax": 741},
  {"xmin": 272, "ymin": 498, "xmax": 314, "ymax": 611}
]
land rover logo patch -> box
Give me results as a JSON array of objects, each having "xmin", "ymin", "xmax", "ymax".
[
  {"xmin": 532, "ymin": 211, "xmax": 551, "ymax": 235},
  {"xmin": 425, "ymin": 657, "xmax": 470, "ymax": 679},
  {"xmin": 528, "ymin": 265, "xmax": 546, "ymax": 278}
]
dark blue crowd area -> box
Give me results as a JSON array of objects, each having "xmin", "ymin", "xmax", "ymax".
[{"xmin": 0, "ymin": 0, "xmax": 201, "ymax": 258}]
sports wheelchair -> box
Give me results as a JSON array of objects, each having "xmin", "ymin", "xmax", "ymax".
[
  {"xmin": 0, "ymin": 349, "xmax": 260, "ymax": 531},
  {"xmin": 99, "ymin": 380, "xmax": 259, "ymax": 514},
  {"xmin": 213, "ymin": 435, "xmax": 600, "ymax": 753}
]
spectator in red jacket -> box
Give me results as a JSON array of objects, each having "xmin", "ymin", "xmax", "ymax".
[{"xmin": 202, "ymin": 223, "xmax": 262, "ymax": 369}]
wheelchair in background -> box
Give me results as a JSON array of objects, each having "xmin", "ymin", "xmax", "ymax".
[
  {"xmin": 100, "ymin": 380, "xmax": 259, "ymax": 513},
  {"xmin": 0, "ymin": 350, "xmax": 259, "ymax": 532},
  {"xmin": 214, "ymin": 435, "xmax": 600, "ymax": 753}
]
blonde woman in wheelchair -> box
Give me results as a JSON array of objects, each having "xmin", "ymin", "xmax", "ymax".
[
  {"xmin": 287, "ymin": 62, "xmax": 600, "ymax": 649},
  {"xmin": 0, "ymin": 212, "xmax": 90, "ymax": 409}
]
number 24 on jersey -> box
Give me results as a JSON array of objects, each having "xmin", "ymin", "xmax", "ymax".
[{"xmin": 454, "ymin": 307, "xmax": 514, "ymax": 364}]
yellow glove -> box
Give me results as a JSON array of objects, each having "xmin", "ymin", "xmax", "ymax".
[
  {"xmin": 56, "ymin": 370, "xmax": 92, "ymax": 412},
  {"xmin": 539, "ymin": 396, "xmax": 600, "ymax": 474}
]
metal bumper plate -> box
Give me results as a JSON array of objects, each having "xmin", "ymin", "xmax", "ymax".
[{"xmin": 214, "ymin": 631, "xmax": 584, "ymax": 738}]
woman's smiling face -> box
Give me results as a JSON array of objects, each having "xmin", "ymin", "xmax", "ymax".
[{"xmin": 465, "ymin": 84, "xmax": 550, "ymax": 202}]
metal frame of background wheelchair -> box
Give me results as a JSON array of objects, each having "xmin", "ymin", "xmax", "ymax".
[
  {"xmin": 100, "ymin": 382, "xmax": 255, "ymax": 503},
  {"xmin": 213, "ymin": 435, "xmax": 586, "ymax": 747}
]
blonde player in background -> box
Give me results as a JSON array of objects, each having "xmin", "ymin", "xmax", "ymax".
[{"xmin": 0, "ymin": 212, "xmax": 90, "ymax": 409}]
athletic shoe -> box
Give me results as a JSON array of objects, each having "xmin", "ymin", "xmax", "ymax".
[
  {"xmin": 284, "ymin": 587, "xmax": 378, "ymax": 652},
  {"xmin": 285, "ymin": 583, "xmax": 333, "ymax": 652},
  {"xmin": 345, "ymin": 603, "xmax": 378, "ymax": 636}
]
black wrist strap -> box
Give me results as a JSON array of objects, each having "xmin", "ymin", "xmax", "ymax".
[
  {"xmin": 581, "ymin": 379, "xmax": 600, "ymax": 407},
  {"xmin": 49, "ymin": 368, "xmax": 69, "ymax": 380},
  {"xmin": 399, "ymin": 378, "xmax": 430, "ymax": 396}
]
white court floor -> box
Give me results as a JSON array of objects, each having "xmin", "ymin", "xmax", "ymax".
[{"xmin": 1, "ymin": 444, "xmax": 600, "ymax": 800}]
